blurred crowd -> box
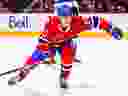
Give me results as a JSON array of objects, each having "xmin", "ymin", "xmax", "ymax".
[
  {"xmin": 0, "ymin": 0, "xmax": 128, "ymax": 13},
  {"xmin": 80, "ymin": 0, "xmax": 128, "ymax": 13}
]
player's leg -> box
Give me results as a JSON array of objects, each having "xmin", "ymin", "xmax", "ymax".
[
  {"xmin": 59, "ymin": 41, "xmax": 74, "ymax": 89},
  {"xmin": 8, "ymin": 49, "xmax": 48, "ymax": 85},
  {"xmin": 49, "ymin": 47, "xmax": 56, "ymax": 64},
  {"xmin": 49, "ymin": 45, "xmax": 70, "ymax": 89},
  {"xmin": 59, "ymin": 64, "xmax": 72, "ymax": 89},
  {"xmin": 49, "ymin": 44, "xmax": 71, "ymax": 89},
  {"xmin": 71, "ymin": 37, "xmax": 81, "ymax": 63}
]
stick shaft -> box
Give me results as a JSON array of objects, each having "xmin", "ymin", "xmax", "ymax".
[{"xmin": 0, "ymin": 64, "xmax": 38, "ymax": 77}]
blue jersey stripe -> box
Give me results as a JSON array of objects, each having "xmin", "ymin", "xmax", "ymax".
[{"xmin": 55, "ymin": 0, "xmax": 73, "ymax": 3}]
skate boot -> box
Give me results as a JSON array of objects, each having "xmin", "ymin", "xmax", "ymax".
[
  {"xmin": 59, "ymin": 69, "xmax": 69, "ymax": 89},
  {"xmin": 8, "ymin": 76, "xmax": 18, "ymax": 86},
  {"xmin": 60, "ymin": 78, "xmax": 68, "ymax": 89}
]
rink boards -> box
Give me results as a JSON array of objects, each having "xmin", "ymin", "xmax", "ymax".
[{"xmin": 0, "ymin": 14, "xmax": 127, "ymax": 39}]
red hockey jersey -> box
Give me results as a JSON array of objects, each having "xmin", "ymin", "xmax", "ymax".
[{"xmin": 47, "ymin": 16, "xmax": 86, "ymax": 42}]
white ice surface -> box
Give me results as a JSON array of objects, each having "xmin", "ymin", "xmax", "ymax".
[{"xmin": 0, "ymin": 37, "xmax": 128, "ymax": 96}]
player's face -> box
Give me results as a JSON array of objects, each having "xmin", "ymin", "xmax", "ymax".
[{"xmin": 61, "ymin": 16, "xmax": 72, "ymax": 27}]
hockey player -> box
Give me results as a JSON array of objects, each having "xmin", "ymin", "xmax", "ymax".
[
  {"xmin": 8, "ymin": 16, "xmax": 89, "ymax": 90},
  {"xmin": 8, "ymin": 16, "xmax": 83, "ymax": 87},
  {"xmin": 46, "ymin": 16, "xmax": 88, "ymax": 89},
  {"xmin": 8, "ymin": 14, "xmax": 89, "ymax": 90}
]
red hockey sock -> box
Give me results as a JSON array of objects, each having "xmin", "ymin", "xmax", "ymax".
[{"xmin": 64, "ymin": 71, "xmax": 71, "ymax": 80}]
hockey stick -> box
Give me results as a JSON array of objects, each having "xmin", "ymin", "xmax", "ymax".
[
  {"xmin": 0, "ymin": 64, "xmax": 38, "ymax": 77},
  {"xmin": 0, "ymin": 62, "xmax": 60, "ymax": 78},
  {"xmin": 0, "ymin": 58, "xmax": 82, "ymax": 78}
]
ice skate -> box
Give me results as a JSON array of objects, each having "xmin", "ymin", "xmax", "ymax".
[{"xmin": 8, "ymin": 76, "xmax": 18, "ymax": 86}]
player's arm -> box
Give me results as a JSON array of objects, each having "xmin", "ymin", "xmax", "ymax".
[
  {"xmin": 38, "ymin": 16, "xmax": 50, "ymax": 42},
  {"xmin": 80, "ymin": 16, "xmax": 91, "ymax": 31},
  {"xmin": 42, "ymin": 16, "xmax": 50, "ymax": 32}
]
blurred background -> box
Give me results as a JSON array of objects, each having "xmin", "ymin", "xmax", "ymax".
[{"xmin": 0, "ymin": 0, "xmax": 128, "ymax": 13}]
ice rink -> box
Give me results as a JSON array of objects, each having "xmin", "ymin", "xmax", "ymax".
[{"xmin": 0, "ymin": 37, "xmax": 128, "ymax": 96}]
